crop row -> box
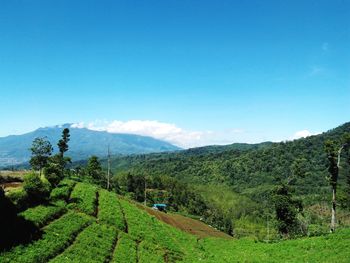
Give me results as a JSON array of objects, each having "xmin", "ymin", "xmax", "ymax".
[
  {"xmin": 50, "ymin": 223, "xmax": 117, "ymax": 263},
  {"xmin": 0, "ymin": 212, "xmax": 93, "ymax": 263},
  {"xmin": 97, "ymin": 189, "xmax": 126, "ymax": 231},
  {"xmin": 50, "ymin": 179, "xmax": 76, "ymax": 201},
  {"xmin": 111, "ymin": 233, "xmax": 137, "ymax": 263},
  {"xmin": 68, "ymin": 183, "xmax": 97, "ymax": 216},
  {"xmin": 118, "ymin": 199, "xmax": 185, "ymax": 257},
  {"xmin": 138, "ymin": 241, "xmax": 164, "ymax": 263},
  {"xmin": 19, "ymin": 204, "xmax": 66, "ymax": 228}
]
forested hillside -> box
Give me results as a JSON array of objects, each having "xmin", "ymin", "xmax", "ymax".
[{"xmin": 110, "ymin": 122, "xmax": 350, "ymax": 199}]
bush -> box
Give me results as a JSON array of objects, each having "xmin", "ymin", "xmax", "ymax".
[
  {"xmin": 50, "ymin": 179, "xmax": 76, "ymax": 201},
  {"xmin": 6, "ymin": 188, "xmax": 28, "ymax": 210},
  {"xmin": 23, "ymin": 173, "xmax": 51, "ymax": 204}
]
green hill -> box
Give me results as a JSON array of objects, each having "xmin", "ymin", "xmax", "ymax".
[
  {"xmin": 109, "ymin": 122, "xmax": 350, "ymax": 199},
  {"xmin": 1, "ymin": 179, "xmax": 349, "ymax": 262}
]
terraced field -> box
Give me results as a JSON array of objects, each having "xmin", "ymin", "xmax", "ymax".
[{"xmin": 1, "ymin": 180, "xmax": 350, "ymax": 262}]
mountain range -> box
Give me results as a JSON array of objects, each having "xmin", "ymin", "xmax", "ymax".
[{"xmin": 0, "ymin": 124, "xmax": 180, "ymax": 167}]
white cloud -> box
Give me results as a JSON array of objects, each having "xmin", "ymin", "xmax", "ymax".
[
  {"xmin": 291, "ymin": 130, "xmax": 320, "ymax": 140},
  {"xmin": 71, "ymin": 120, "xmax": 244, "ymax": 148}
]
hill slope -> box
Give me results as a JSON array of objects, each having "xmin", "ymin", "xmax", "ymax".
[
  {"xmin": 1, "ymin": 180, "xmax": 349, "ymax": 262},
  {"xmin": 0, "ymin": 124, "xmax": 180, "ymax": 167},
  {"xmin": 109, "ymin": 122, "xmax": 350, "ymax": 199}
]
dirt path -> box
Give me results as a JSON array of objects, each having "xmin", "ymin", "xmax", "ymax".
[{"xmin": 138, "ymin": 205, "xmax": 232, "ymax": 239}]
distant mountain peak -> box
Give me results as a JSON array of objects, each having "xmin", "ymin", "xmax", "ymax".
[{"xmin": 0, "ymin": 125, "xmax": 181, "ymax": 167}]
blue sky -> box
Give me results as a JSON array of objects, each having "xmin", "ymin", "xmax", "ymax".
[{"xmin": 0, "ymin": 0, "xmax": 349, "ymax": 147}]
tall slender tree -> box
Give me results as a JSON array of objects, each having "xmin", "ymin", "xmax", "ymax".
[
  {"xmin": 57, "ymin": 128, "xmax": 70, "ymax": 177},
  {"xmin": 325, "ymin": 134, "xmax": 350, "ymax": 232}
]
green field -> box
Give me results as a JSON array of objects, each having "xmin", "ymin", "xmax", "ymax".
[{"xmin": 1, "ymin": 179, "xmax": 349, "ymax": 262}]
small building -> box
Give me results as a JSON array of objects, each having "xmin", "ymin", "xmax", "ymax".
[{"xmin": 152, "ymin": 203, "xmax": 167, "ymax": 212}]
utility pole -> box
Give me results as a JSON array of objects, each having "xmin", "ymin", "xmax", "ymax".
[{"xmin": 107, "ymin": 145, "xmax": 111, "ymax": 190}]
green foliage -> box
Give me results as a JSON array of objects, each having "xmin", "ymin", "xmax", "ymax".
[
  {"xmin": 69, "ymin": 182, "xmax": 97, "ymax": 216},
  {"xmin": 138, "ymin": 241, "xmax": 164, "ymax": 263},
  {"xmin": 272, "ymin": 184, "xmax": 304, "ymax": 237},
  {"xmin": 111, "ymin": 123, "xmax": 350, "ymax": 197},
  {"xmin": 111, "ymin": 233, "xmax": 137, "ymax": 263},
  {"xmin": 57, "ymin": 128, "xmax": 70, "ymax": 157},
  {"xmin": 325, "ymin": 140, "xmax": 339, "ymax": 186},
  {"xmin": 49, "ymin": 179, "xmax": 76, "ymax": 201},
  {"xmin": 50, "ymin": 223, "xmax": 117, "ymax": 263},
  {"xmin": 0, "ymin": 212, "xmax": 93, "ymax": 263},
  {"xmin": 0, "ymin": 188, "xmax": 39, "ymax": 251},
  {"xmin": 23, "ymin": 173, "xmax": 51, "ymax": 204},
  {"xmin": 98, "ymin": 189, "xmax": 126, "ymax": 231},
  {"xmin": 5, "ymin": 188, "xmax": 28, "ymax": 210},
  {"xmin": 196, "ymin": 228, "xmax": 350, "ymax": 262},
  {"xmin": 44, "ymin": 155, "xmax": 63, "ymax": 187},
  {"xmin": 119, "ymin": 198, "xmax": 197, "ymax": 260},
  {"xmin": 20, "ymin": 204, "xmax": 66, "ymax": 227},
  {"xmin": 1, "ymin": 179, "xmax": 350, "ymax": 262},
  {"xmin": 86, "ymin": 156, "xmax": 104, "ymax": 184},
  {"xmin": 107, "ymin": 123, "xmax": 350, "ymax": 237},
  {"xmin": 29, "ymin": 137, "xmax": 53, "ymax": 174}
]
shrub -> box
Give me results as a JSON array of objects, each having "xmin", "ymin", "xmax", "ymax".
[
  {"xmin": 6, "ymin": 188, "xmax": 28, "ymax": 210},
  {"xmin": 23, "ymin": 173, "xmax": 51, "ymax": 204},
  {"xmin": 50, "ymin": 179, "xmax": 76, "ymax": 201}
]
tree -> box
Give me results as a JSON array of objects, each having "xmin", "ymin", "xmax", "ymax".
[
  {"xmin": 29, "ymin": 137, "xmax": 53, "ymax": 175},
  {"xmin": 86, "ymin": 156, "xmax": 103, "ymax": 183},
  {"xmin": 23, "ymin": 173, "xmax": 51, "ymax": 204},
  {"xmin": 57, "ymin": 128, "xmax": 71, "ymax": 177},
  {"xmin": 272, "ymin": 184, "xmax": 303, "ymax": 237},
  {"xmin": 325, "ymin": 134, "xmax": 350, "ymax": 232},
  {"xmin": 325, "ymin": 140, "xmax": 339, "ymax": 232},
  {"xmin": 44, "ymin": 154, "xmax": 62, "ymax": 186}
]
